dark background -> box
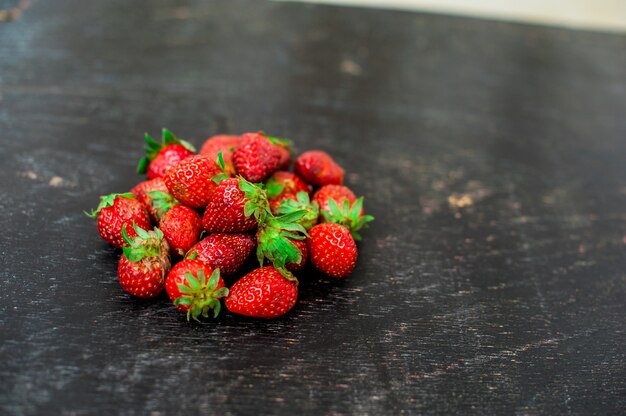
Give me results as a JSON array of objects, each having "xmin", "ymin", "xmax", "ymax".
[{"xmin": 1, "ymin": 0, "xmax": 625, "ymax": 414}]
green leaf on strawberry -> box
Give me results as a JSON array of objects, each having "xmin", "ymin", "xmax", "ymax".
[
  {"xmin": 237, "ymin": 176, "xmax": 271, "ymax": 225},
  {"xmin": 173, "ymin": 268, "xmax": 229, "ymax": 321},
  {"xmin": 265, "ymin": 135, "xmax": 292, "ymax": 149},
  {"xmin": 256, "ymin": 211, "xmax": 308, "ymax": 282},
  {"xmin": 265, "ymin": 176, "xmax": 285, "ymax": 200},
  {"xmin": 146, "ymin": 190, "xmax": 179, "ymax": 220},
  {"xmin": 137, "ymin": 129, "xmax": 196, "ymax": 174},
  {"xmin": 211, "ymin": 151, "xmax": 230, "ymax": 184},
  {"xmin": 276, "ymin": 191, "xmax": 319, "ymax": 231},
  {"xmin": 321, "ymin": 196, "xmax": 374, "ymax": 241},
  {"xmin": 121, "ymin": 223, "xmax": 166, "ymax": 262},
  {"xmin": 84, "ymin": 192, "xmax": 135, "ymax": 218}
]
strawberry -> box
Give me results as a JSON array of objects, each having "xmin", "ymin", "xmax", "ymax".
[
  {"xmin": 202, "ymin": 177, "xmax": 267, "ymax": 233},
  {"xmin": 307, "ymin": 223, "xmax": 357, "ymax": 278},
  {"xmin": 225, "ymin": 266, "xmax": 298, "ymax": 318},
  {"xmin": 266, "ymin": 171, "xmax": 311, "ymax": 201},
  {"xmin": 164, "ymin": 154, "xmax": 223, "ymax": 209},
  {"xmin": 137, "ymin": 129, "xmax": 195, "ymax": 179},
  {"xmin": 285, "ymin": 238, "xmax": 308, "ymax": 272},
  {"xmin": 85, "ymin": 193, "xmax": 151, "ymax": 248},
  {"xmin": 313, "ymin": 185, "xmax": 359, "ymax": 217},
  {"xmin": 117, "ymin": 224, "xmax": 171, "ymax": 298},
  {"xmin": 266, "ymin": 136, "xmax": 292, "ymax": 170},
  {"xmin": 276, "ymin": 145, "xmax": 291, "ymax": 170},
  {"xmin": 130, "ymin": 178, "xmax": 174, "ymax": 221},
  {"xmin": 199, "ymin": 134, "xmax": 242, "ymax": 175},
  {"xmin": 159, "ymin": 205, "xmax": 203, "ymax": 256},
  {"xmin": 320, "ymin": 196, "xmax": 374, "ymax": 241},
  {"xmin": 186, "ymin": 233, "xmax": 255, "ymax": 275},
  {"xmin": 232, "ymin": 132, "xmax": 282, "ymax": 182},
  {"xmin": 274, "ymin": 191, "xmax": 319, "ymax": 231},
  {"xmin": 294, "ymin": 150, "xmax": 344, "ymax": 186},
  {"xmin": 165, "ymin": 259, "xmax": 228, "ymax": 321}
]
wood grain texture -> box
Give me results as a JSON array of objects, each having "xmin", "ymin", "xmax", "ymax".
[{"xmin": 0, "ymin": 1, "xmax": 625, "ymax": 414}]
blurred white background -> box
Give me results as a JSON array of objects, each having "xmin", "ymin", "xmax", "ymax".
[{"xmin": 277, "ymin": 0, "xmax": 626, "ymax": 32}]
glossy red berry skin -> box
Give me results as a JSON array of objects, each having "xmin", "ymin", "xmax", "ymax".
[
  {"xmin": 188, "ymin": 233, "xmax": 255, "ymax": 275},
  {"xmin": 199, "ymin": 135, "xmax": 242, "ymax": 175},
  {"xmin": 97, "ymin": 196, "xmax": 151, "ymax": 248},
  {"xmin": 225, "ymin": 267, "xmax": 298, "ymax": 319},
  {"xmin": 275, "ymin": 145, "xmax": 291, "ymax": 170},
  {"xmin": 232, "ymin": 133, "xmax": 282, "ymax": 183},
  {"xmin": 159, "ymin": 205, "xmax": 202, "ymax": 256},
  {"xmin": 307, "ymin": 223, "xmax": 357, "ymax": 278},
  {"xmin": 286, "ymin": 238, "xmax": 308, "ymax": 272},
  {"xmin": 147, "ymin": 144, "xmax": 194, "ymax": 180},
  {"xmin": 202, "ymin": 178, "xmax": 257, "ymax": 233},
  {"xmin": 269, "ymin": 171, "xmax": 311, "ymax": 195},
  {"xmin": 294, "ymin": 150, "xmax": 344, "ymax": 186},
  {"xmin": 164, "ymin": 155, "xmax": 221, "ymax": 209},
  {"xmin": 117, "ymin": 240, "xmax": 171, "ymax": 299},
  {"xmin": 130, "ymin": 177, "xmax": 170, "ymax": 221},
  {"xmin": 165, "ymin": 260, "xmax": 224, "ymax": 313},
  {"xmin": 313, "ymin": 184, "xmax": 358, "ymax": 216}
]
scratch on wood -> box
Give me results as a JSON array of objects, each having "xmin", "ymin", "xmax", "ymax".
[{"xmin": 409, "ymin": 329, "xmax": 598, "ymax": 380}]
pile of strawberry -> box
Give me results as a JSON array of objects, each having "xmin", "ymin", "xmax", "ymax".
[{"xmin": 86, "ymin": 129, "xmax": 373, "ymax": 320}]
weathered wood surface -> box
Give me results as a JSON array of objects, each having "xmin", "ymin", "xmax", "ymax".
[{"xmin": 0, "ymin": 1, "xmax": 624, "ymax": 414}]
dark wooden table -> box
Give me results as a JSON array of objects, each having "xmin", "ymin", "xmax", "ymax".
[{"xmin": 1, "ymin": 1, "xmax": 625, "ymax": 414}]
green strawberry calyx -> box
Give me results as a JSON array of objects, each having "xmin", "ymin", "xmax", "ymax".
[
  {"xmin": 238, "ymin": 176, "xmax": 271, "ymax": 225},
  {"xmin": 84, "ymin": 192, "xmax": 135, "ymax": 218},
  {"xmin": 265, "ymin": 176, "xmax": 285, "ymax": 200},
  {"xmin": 321, "ymin": 197, "xmax": 374, "ymax": 241},
  {"xmin": 256, "ymin": 210, "xmax": 308, "ymax": 282},
  {"xmin": 121, "ymin": 223, "xmax": 167, "ymax": 262},
  {"xmin": 265, "ymin": 135, "xmax": 292, "ymax": 150},
  {"xmin": 276, "ymin": 191, "xmax": 319, "ymax": 231},
  {"xmin": 146, "ymin": 190, "xmax": 179, "ymax": 220},
  {"xmin": 211, "ymin": 151, "xmax": 230, "ymax": 184},
  {"xmin": 174, "ymin": 268, "xmax": 229, "ymax": 321},
  {"xmin": 137, "ymin": 128, "xmax": 196, "ymax": 174}
]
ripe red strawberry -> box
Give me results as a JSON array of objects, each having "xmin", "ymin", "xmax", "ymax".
[
  {"xmin": 294, "ymin": 150, "xmax": 344, "ymax": 186},
  {"xmin": 117, "ymin": 224, "xmax": 171, "ymax": 298},
  {"xmin": 202, "ymin": 177, "xmax": 267, "ymax": 233},
  {"xmin": 85, "ymin": 193, "xmax": 151, "ymax": 248},
  {"xmin": 186, "ymin": 233, "xmax": 255, "ymax": 275},
  {"xmin": 266, "ymin": 171, "xmax": 311, "ymax": 201},
  {"xmin": 164, "ymin": 154, "xmax": 223, "ymax": 209},
  {"xmin": 130, "ymin": 177, "xmax": 173, "ymax": 221},
  {"xmin": 307, "ymin": 223, "xmax": 357, "ymax": 278},
  {"xmin": 165, "ymin": 259, "xmax": 228, "ymax": 321},
  {"xmin": 159, "ymin": 205, "xmax": 202, "ymax": 256},
  {"xmin": 285, "ymin": 238, "xmax": 308, "ymax": 272},
  {"xmin": 266, "ymin": 136, "xmax": 292, "ymax": 170},
  {"xmin": 137, "ymin": 129, "xmax": 195, "ymax": 179},
  {"xmin": 276, "ymin": 145, "xmax": 291, "ymax": 170},
  {"xmin": 232, "ymin": 132, "xmax": 282, "ymax": 182},
  {"xmin": 225, "ymin": 266, "xmax": 298, "ymax": 318},
  {"xmin": 199, "ymin": 134, "xmax": 242, "ymax": 175},
  {"xmin": 313, "ymin": 184, "xmax": 358, "ymax": 216}
]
